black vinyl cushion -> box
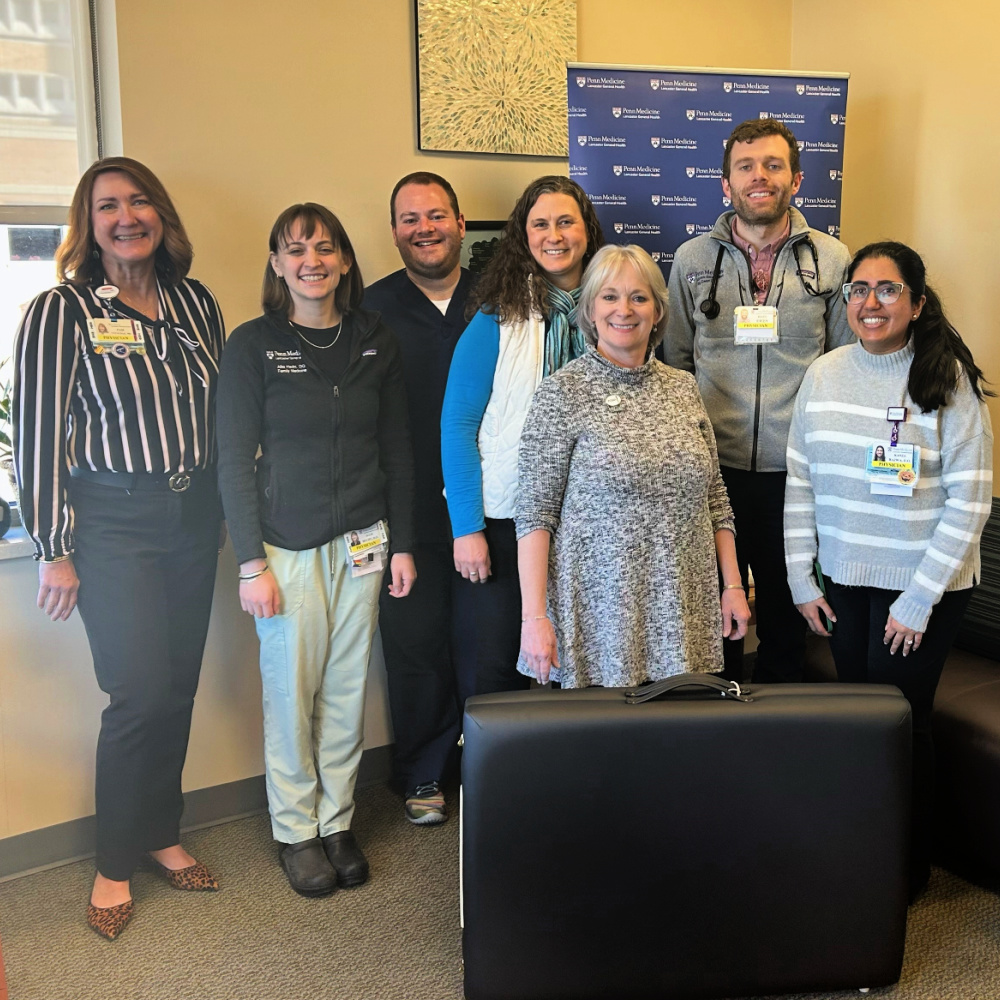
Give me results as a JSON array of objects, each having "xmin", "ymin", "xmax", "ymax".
[
  {"xmin": 933, "ymin": 648, "xmax": 1000, "ymax": 876},
  {"xmin": 461, "ymin": 684, "xmax": 911, "ymax": 1000}
]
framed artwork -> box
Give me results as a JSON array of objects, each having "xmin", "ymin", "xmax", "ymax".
[
  {"xmin": 415, "ymin": 0, "xmax": 577, "ymax": 156},
  {"xmin": 461, "ymin": 221, "xmax": 505, "ymax": 274}
]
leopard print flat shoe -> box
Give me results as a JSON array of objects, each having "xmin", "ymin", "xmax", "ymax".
[
  {"xmin": 86, "ymin": 899, "xmax": 134, "ymax": 941},
  {"xmin": 153, "ymin": 860, "xmax": 219, "ymax": 891}
]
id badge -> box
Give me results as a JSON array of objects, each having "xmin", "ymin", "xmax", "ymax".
[
  {"xmin": 344, "ymin": 520, "xmax": 389, "ymax": 577},
  {"xmin": 87, "ymin": 317, "xmax": 146, "ymax": 357},
  {"xmin": 733, "ymin": 305, "xmax": 779, "ymax": 344},
  {"xmin": 865, "ymin": 442, "xmax": 920, "ymax": 496}
]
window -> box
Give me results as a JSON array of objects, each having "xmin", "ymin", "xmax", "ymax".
[{"xmin": 0, "ymin": 0, "xmax": 105, "ymax": 437}]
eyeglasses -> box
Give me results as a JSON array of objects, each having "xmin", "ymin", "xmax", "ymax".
[{"xmin": 842, "ymin": 281, "xmax": 906, "ymax": 305}]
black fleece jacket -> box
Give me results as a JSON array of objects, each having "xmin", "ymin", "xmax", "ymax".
[{"xmin": 216, "ymin": 308, "xmax": 415, "ymax": 564}]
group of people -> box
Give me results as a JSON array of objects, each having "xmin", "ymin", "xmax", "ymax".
[{"xmin": 10, "ymin": 115, "xmax": 992, "ymax": 940}]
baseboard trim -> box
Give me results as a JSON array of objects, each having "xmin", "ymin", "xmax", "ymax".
[{"xmin": 0, "ymin": 743, "xmax": 393, "ymax": 882}]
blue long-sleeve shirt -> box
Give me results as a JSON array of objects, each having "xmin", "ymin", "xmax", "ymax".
[{"xmin": 440, "ymin": 310, "xmax": 501, "ymax": 538}]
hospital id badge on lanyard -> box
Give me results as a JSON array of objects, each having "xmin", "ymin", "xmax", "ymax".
[
  {"xmin": 88, "ymin": 284, "xmax": 145, "ymax": 357},
  {"xmin": 344, "ymin": 520, "xmax": 389, "ymax": 578},
  {"xmin": 733, "ymin": 305, "xmax": 779, "ymax": 344},
  {"xmin": 86, "ymin": 317, "xmax": 146, "ymax": 357},
  {"xmin": 866, "ymin": 409, "xmax": 919, "ymax": 496}
]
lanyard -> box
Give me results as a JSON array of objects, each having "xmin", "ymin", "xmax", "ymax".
[{"xmin": 887, "ymin": 405, "xmax": 907, "ymax": 446}]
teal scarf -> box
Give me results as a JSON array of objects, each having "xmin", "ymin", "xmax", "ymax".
[{"xmin": 543, "ymin": 283, "xmax": 584, "ymax": 377}]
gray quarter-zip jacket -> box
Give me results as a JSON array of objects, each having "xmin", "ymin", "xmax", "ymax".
[{"xmin": 664, "ymin": 208, "xmax": 853, "ymax": 472}]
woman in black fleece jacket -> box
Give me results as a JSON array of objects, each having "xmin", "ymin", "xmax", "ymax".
[{"xmin": 217, "ymin": 203, "xmax": 415, "ymax": 898}]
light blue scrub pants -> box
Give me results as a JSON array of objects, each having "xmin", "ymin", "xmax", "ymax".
[{"xmin": 255, "ymin": 537, "xmax": 383, "ymax": 844}]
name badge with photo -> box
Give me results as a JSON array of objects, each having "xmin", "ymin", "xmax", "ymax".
[
  {"xmin": 87, "ymin": 317, "xmax": 146, "ymax": 357},
  {"xmin": 344, "ymin": 520, "xmax": 389, "ymax": 578},
  {"xmin": 733, "ymin": 305, "xmax": 779, "ymax": 344},
  {"xmin": 865, "ymin": 441, "xmax": 920, "ymax": 497}
]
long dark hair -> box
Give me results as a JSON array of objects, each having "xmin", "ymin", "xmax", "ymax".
[
  {"xmin": 465, "ymin": 175, "xmax": 604, "ymax": 323},
  {"xmin": 848, "ymin": 241, "xmax": 993, "ymax": 412},
  {"xmin": 57, "ymin": 156, "xmax": 192, "ymax": 286},
  {"xmin": 262, "ymin": 203, "xmax": 364, "ymax": 318}
]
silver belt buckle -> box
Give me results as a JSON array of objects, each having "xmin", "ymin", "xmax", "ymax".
[{"xmin": 168, "ymin": 472, "xmax": 191, "ymax": 493}]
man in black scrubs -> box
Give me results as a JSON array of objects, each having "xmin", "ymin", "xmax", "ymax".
[{"xmin": 364, "ymin": 172, "xmax": 474, "ymax": 825}]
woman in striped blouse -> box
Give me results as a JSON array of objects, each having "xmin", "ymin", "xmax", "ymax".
[
  {"xmin": 784, "ymin": 241, "xmax": 993, "ymax": 897},
  {"xmin": 13, "ymin": 157, "xmax": 225, "ymax": 939}
]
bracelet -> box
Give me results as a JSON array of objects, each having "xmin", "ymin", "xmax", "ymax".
[
  {"xmin": 239, "ymin": 565, "xmax": 269, "ymax": 582},
  {"xmin": 722, "ymin": 583, "xmax": 744, "ymax": 591},
  {"xmin": 521, "ymin": 614, "xmax": 548, "ymax": 623}
]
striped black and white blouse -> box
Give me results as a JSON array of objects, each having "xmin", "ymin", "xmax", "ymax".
[{"xmin": 13, "ymin": 279, "xmax": 225, "ymax": 561}]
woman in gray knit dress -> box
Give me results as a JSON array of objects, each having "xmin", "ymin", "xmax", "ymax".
[{"xmin": 516, "ymin": 245, "xmax": 750, "ymax": 688}]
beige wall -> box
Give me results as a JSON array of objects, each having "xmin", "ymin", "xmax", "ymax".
[
  {"xmin": 6, "ymin": 0, "xmax": 996, "ymax": 842},
  {"xmin": 793, "ymin": 0, "xmax": 1000, "ymax": 469},
  {"xmin": 7, "ymin": 0, "xmax": 793, "ymax": 843},
  {"xmin": 115, "ymin": 0, "xmax": 794, "ymax": 332}
]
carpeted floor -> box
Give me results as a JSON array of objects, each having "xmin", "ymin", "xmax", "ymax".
[{"xmin": 1, "ymin": 782, "xmax": 999, "ymax": 1000}]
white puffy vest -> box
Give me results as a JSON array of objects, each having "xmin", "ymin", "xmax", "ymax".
[{"xmin": 478, "ymin": 314, "xmax": 545, "ymax": 519}]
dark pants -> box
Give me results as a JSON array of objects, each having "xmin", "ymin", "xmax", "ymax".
[
  {"xmin": 70, "ymin": 475, "xmax": 220, "ymax": 881},
  {"xmin": 379, "ymin": 543, "xmax": 462, "ymax": 797},
  {"xmin": 823, "ymin": 579, "xmax": 974, "ymax": 888},
  {"xmin": 452, "ymin": 518, "xmax": 529, "ymax": 705},
  {"xmin": 719, "ymin": 467, "xmax": 807, "ymax": 684}
]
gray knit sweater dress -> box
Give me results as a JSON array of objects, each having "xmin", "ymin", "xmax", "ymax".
[{"xmin": 515, "ymin": 347, "xmax": 735, "ymax": 688}]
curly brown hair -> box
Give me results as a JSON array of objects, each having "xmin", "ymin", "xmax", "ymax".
[
  {"xmin": 56, "ymin": 157, "xmax": 192, "ymax": 286},
  {"xmin": 464, "ymin": 176, "xmax": 605, "ymax": 323}
]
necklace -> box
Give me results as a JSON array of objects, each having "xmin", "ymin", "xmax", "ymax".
[{"xmin": 293, "ymin": 318, "xmax": 343, "ymax": 350}]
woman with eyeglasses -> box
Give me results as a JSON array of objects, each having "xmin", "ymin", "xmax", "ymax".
[
  {"xmin": 13, "ymin": 157, "xmax": 225, "ymax": 939},
  {"xmin": 783, "ymin": 241, "xmax": 994, "ymax": 897}
]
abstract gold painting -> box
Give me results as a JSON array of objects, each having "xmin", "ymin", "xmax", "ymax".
[{"xmin": 415, "ymin": 0, "xmax": 577, "ymax": 156}]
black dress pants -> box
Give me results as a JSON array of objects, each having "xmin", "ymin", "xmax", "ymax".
[
  {"xmin": 719, "ymin": 466, "xmax": 807, "ymax": 683},
  {"xmin": 378, "ymin": 543, "xmax": 462, "ymax": 796},
  {"xmin": 70, "ymin": 474, "xmax": 220, "ymax": 881},
  {"xmin": 452, "ymin": 518, "xmax": 530, "ymax": 705},
  {"xmin": 823, "ymin": 579, "xmax": 974, "ymax": 889}
]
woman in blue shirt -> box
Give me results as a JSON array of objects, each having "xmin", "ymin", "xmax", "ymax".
[{"xmin": 441, "ymin": 176, "xmax": 604, "ymax": 700}]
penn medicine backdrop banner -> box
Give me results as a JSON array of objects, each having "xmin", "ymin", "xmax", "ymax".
[{"xmin": 567, "ymin": 64, "xmax": 849, "ymax": 280}]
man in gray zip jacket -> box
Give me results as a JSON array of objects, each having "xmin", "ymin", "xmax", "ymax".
[{"xmin": 664, "ymin": 118, "xmax": 852, "ymax": 683}]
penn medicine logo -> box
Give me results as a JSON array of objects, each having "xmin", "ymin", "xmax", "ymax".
[
  {"xmin": 614, "ymin": 222, "xmax": 624, "ymax": 234},
  {"xmin": 650, "ymin": 137, "xmax": 661, "ymax": 148},
  {"xmin": 650, "ymin": 78, "xmax": 660, "ymax": 90},
  {"xmin": 686, "ymin": 223, "xmax": 695, "ymax": 235},
  {"xmin": 797, "ymin": 140, "xmax": 805, "ymax": 151},
  {"xmin": 831, "ymin": 113, "xmax": 840, "ymax": 125},
  {"xmin": 651, "ymin": 194, "xmax": 661, "ymax": 205},
  {"xmin": 795, "ymin": 197, "xmax": 805, "ymax": 207},
  {"xmin": 828, "ymin": 225, "xmax": 838, "ymax": 235},
  {"xmin": 612, "ymin": 107, "xmax": 622, "ymax": 118},
  {"xmin": 723, "ymin": 82, "xmax": 733, "ymax": 93},
  {"xmin": 685, "ymin": 166, "xmax": 695, "ymax": 178},
  {"xmin": 577, "ymin": 135, "xmax": 587, "ymax": 146},
  {"xmin": 686, "ymin": 109, "xmax": 696, "ymax": 120},
  {"xmin": 613, "ymin": 165, "xmax": 623, "ymax": 176},
  {"xmin": 830, "ymin": 169, "xmax": 838, "ymax": 181},
  {"xmin": 576, "ymin": 76, "xmax": 586, "ymax": 88},
  {"xmin": 651, "ymin": 252, "xmax": 662, "ymax": 262},
  {"xmin": 723, "ymin": 196, "xmax": 732, "ymax": 207},
  {"xmin": 796, "ymin": 84, "xmax": 805, "ymax": 95}
]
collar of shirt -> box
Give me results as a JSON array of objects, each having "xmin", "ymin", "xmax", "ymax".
[{"xmin": 730, "ymin": 214, "xmax": 791, "ymax": 304}]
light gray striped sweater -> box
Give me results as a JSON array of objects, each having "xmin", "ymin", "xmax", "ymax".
[{"xmin": 784, "ymin": 341, "xmax": 993, "ymax": 633}]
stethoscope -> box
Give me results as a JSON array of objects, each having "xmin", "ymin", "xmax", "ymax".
[{"xmin": 699, "ymin": 236, "xmax": 832, "ymax": 319}]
